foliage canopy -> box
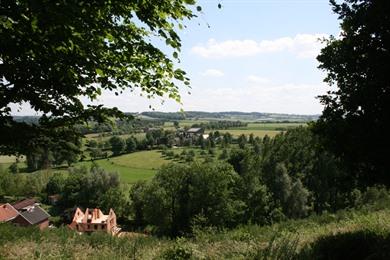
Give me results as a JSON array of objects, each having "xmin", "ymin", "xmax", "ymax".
[
  {"xmin": 0, "ymin": 0, "xmax": 196, "ymax": 154},
  {"xmin": 315, "ymin": 0, "xmax": 390, "ymax": 185}
]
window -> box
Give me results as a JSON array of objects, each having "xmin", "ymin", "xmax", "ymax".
[{"xmin": 94, "ymin": 225, "xmax": 98, "ymax": 230}]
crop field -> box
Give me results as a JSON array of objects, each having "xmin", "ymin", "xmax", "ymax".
[
  {"xmin": 237, "ymin": 122, "xmax": 305, "ymax": 130},
  {"xmin": 164, "ymin": 121, "xmax": 305, "ymax": 138},
  {"xmin": 205, "ymin": 122, "xmax": 304, "ymax": 137},
  {"xmin": 207, "ymin": 129, "xmax": 280, "ymax": 138}
]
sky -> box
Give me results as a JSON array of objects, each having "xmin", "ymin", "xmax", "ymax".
[{"xmin": 12, "ymin": 0, "xmax": 341, "ymax": 116}]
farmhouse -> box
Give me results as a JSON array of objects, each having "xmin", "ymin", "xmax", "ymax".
[
  {"xmin": 12, "ymin": 198, "xmax": 37, "ymax": 211},
  {"xmin": 1, "ymin": 199, "xmax": 51, "ymax": 230},
  {"xmin": 68, "ymin": 208, "xmax": 120, "ymax": 235},
  {"xmin": 186, "ymin": 127, "xmax": 204, "ymax": 137},
  {"xmin": 11, "ymin": 204, "xmax": 50, "ymax": 230},
  {"xmin": 0, "ymin": 203, "xmax": 19, "ymax": 222}
]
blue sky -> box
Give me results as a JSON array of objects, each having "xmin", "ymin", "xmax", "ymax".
[
  {"xmin": 102, "ymin": 0, "xmax": 340, "ymax": 115},
  {"xmin": 13, "ymin": 0, "xmax": 341, "ymax": 115}
]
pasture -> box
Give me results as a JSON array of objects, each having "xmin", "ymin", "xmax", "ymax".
[
  {"xmin": 77, "ymin": 150, "xmax": 171, "ymax": 183},
  {"xmin": 0, "ymin": 155, "xmax": 24, "ymax": 164},
  {"xmin": 75, "ymin": 147, "xmax": 227, "ymax": 184}
]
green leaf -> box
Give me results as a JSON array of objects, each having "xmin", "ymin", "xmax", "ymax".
[
  {"xmin": 95, "ymin": 68, "xmax": 104, "ymax": 77},
  {"xmin": 196, "ymin": 6, "xmax": 202, "ymax": 12}
]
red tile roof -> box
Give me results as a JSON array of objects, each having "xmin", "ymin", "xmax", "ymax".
[
  {"xmin": 12, "ymin": 199, "xmax": 36, "ymax": 210},
  {"xmin": 0, "ymin": 203, "xmax": 19, "ymax": 222}
]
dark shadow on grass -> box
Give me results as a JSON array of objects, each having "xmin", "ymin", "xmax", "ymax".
[{"xmin": 298, "ymin": 230, "xmax": 390, "ymax": 260}]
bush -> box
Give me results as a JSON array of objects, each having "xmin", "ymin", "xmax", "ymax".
[
  {"xmin": 298, "ymin": 230, "xmax": 390, "ymax": 259},
  {"xmin": 9, "ymin": 163, "xmax": 19, "ymax": 174},
  {"xmin": 161, "ymin": 239, "xmax": 193, "ymax": 260}
]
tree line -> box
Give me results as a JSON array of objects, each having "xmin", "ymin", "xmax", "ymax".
[{"xmin": 191, "ymin": 121, "xmax": 248, "ymax": 130}]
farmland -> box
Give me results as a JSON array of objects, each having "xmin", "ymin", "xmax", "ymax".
[
  {"xmin": 0, "ymin": 121, "xmax": 305, "ymax": 184},
  {"xmin": 75, "ymin": 147, "xmax": 227, "ymax": 184},
  {"xmin": 207, "ymin": 129, "xmax": 280, "ymax": 138}
]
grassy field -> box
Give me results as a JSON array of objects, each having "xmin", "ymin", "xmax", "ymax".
[
  {"xmin": 0, "ymin": 148, "xmax": 225, "ymax": 184},
  {"xmin": 75, "ymin": 146, "xmax": 230, "ymax": 184},
  {"xmin": 76, "ymin": 150, "xmax": 172, "ymax": 183},
  {"xmin": 237, "ymin": 122, "xmax": 304, "ymax": 130},
  {"xmin": 0, "ymin": 155, "xmax": 25, "ymax": 164},
  {"xmin": 111, "ymin": 150, "xmax": 169, "ymax": 169},
  {"xmin": 200, "ymin": 122, "xmax": 305, "ymax": 138}
]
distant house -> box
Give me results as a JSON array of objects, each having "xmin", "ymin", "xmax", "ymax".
[
  {"xmin": 186, "ymin": 128, "xmax": 204, "ymax": 137},
  {"xmin": 143, "ymin": 127, "xmax": 161, "ymax": 133},
  {"xmin": 4, "ymin": 199, "xmax": 51, "ymax": 230},
  {"xmin": 11, "ymin": 205, "xmax": 50, "ymax": 230},
  {"xmin": 12, "ymin": 198, "xmax": 36, "ymax": 211},
  {"xmin": 0, "ymin": 203, "xmax": 19, "ymax": 223},
  {"xmin": 68, "ymin": 208, "xmax": 120, "ymax": 235}
]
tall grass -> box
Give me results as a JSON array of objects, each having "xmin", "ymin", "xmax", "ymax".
[{"xmin": 1, "ymin": 206, "xmax": 390, "ymax": 259}]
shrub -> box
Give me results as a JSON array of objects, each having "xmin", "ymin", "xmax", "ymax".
[
  {"xmin": 298, "ymin": 230, "xmax": 390, "ymax": 259},
  {"xmin": 161, "ymin": 239, "xmax": 193, "ymax": 260},
  {"xmin": 8, "ymin": 163, "xmax": 19, "ymax": 174}
]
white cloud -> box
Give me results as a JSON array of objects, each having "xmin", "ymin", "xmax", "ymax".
[
  {"xmin": 247, "ymin": 75, "xmax": 271, "ymax": 84},
  {"xmin": 77, "ymin": 79, "xmax": 327, "ymax": 115},
  {"xmin": 191, "ymin": 33, "xmax": 328, "ymax": 59},
  {"xmin": 179, "ymin": 81, "xmax": 327, "ymax": 114},
  {"xmin": 201, "ymin": 69, "xmax": 225, "ymax": 77},
  {"xmin": 9, "ymin": 102, "xmax": 41, "ymax": 116},
  {"xmin": 10, "ymin": 80, "xmax": 328, "ymax": 116}
]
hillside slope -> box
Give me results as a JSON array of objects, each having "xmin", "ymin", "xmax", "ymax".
[{"xmin": 1, "ymin": 207, "xmax": 389, "ymax": 259}]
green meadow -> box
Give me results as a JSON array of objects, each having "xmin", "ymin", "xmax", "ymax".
[{"xmin": 76, "ymin": 150, "xmax": 170, "ymax": 183}]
